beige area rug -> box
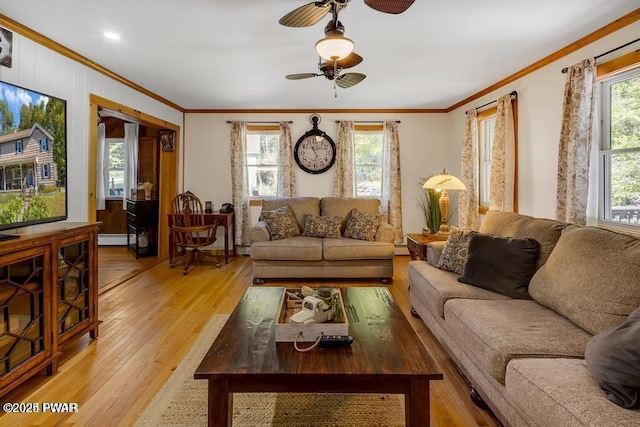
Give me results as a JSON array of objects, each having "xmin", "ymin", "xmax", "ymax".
[{"xmin": 136, "ymin": 314, "xmax": 406, "ymax": 427}]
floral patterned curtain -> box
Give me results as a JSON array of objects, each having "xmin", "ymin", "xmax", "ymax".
[
  {"xmin": 332, "ymin": 121, "xmax": 355, "ymax": 197},
  {"xmin": 278, "ymin": 122, "xmax": 296, "ymax": 197},
  {"xmin": 382, "ymin": 121, "xmax": 403, "ymax": 243},
  {"xmin": 458, "ymin": 109, "xmax": 480, "ymax": 230},
  {"xmin": 489, "ymin": 94, "xmax": 516, "ymax": 211},
  {"xmin": 556, "ymin": 59, "xmax": 596, "ymax": 225},
  {"xmin": 230, "ymin": 121, "xmax": 250, "ymax": 245}
]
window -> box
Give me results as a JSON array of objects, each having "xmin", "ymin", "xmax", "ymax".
[
  {"xmin": 42, "ymin": 163, "xmax": 51, "ymax": 179},
  {"xmin": 15, "ymin": 139, "xmax": 23, "ymax": 153},
  {"xmin": 246, "ymin": 127, "xmax": 279, "ymax": 197},
  {"xmin": 477, "ymin": 108, "xmax": 497, "ymax": 210},
  {"xmin": 599, "ymin": 67, "xmax": 640, "ymax": 228},
  {"xmin": 354, "ymin": 127, "xmax": 383, "ymax": 197},
  {"xmin": 40, "ymin": 138, "xmax": 50, "ymax": 151},
  {"xmin": 106, "ymin": 138, "xmax": 124, "ymax": 197}
]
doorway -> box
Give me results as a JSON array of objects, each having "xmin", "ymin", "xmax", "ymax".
[{"xmin": 88, "ymin": 94, "xmax": 180, "ymax": 264}]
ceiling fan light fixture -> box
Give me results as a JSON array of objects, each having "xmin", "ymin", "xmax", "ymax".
[{"xmin": 315, "ymin": 31, "xmax": 354, "ymax": 60}]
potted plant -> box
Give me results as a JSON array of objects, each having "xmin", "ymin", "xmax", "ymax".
[{"xmin": 418, "ymin": 179, "xmax": 442, "ymax": 235}]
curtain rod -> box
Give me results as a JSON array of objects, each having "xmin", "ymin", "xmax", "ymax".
[
  {"xmin": 334, "ymin": 120, "xmax": 401, "ymax": 123},
  {"xmin": 225, "ymin": 120, "xmax": 293, "ymax": 124},
  {"xmin": 561, "ymin": 36, "xmax": 640, "ymax": 73},
  {"xmin": 465, "ymin": 91, "xmax": 518, "ymax": 114}
]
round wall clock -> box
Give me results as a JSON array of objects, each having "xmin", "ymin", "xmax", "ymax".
[{"xmin": 294, "ymin": 114, "xmax": 336, "ymax": 174}]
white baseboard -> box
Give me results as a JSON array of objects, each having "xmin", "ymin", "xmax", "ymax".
[{"xmin": 98, "ymin": 234, "xmax": 127, "ymax": 246}]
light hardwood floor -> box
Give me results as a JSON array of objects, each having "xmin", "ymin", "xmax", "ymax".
[{"xmin": 1, "ymin": 251, "xmax": 500, "ymax": 427}]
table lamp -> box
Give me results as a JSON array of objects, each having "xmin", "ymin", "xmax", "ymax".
[{"xmin": 423, "ymin": 169, "xmax": 466, "ymax": 237}]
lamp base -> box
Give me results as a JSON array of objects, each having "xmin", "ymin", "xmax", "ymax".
[{"xmin": 436, "ymin": 224, "xmax": 451, "ymax": 238}]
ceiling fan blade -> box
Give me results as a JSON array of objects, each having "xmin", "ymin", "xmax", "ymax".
[
  {"xmin": 336, "ymin": 73, "xmax": 366, "ymax": 88},
  {"xmin": 336, "ymin": 52, "xmax": 363, "ymax": 69},
  {"xmin": 286, "ymin": 73, "xmax": 321, "ymax": 80},
  {"xmin": 279, "ymin": 2, "xmax": 331, "ymax": 27},
  {"xmin": 364, "ymin": 0, "xmax": 414, "ymax": 14}
]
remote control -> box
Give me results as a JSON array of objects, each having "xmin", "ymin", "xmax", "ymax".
[{"xmin": 319, "ymin": 335, "xmax": 354, "ymax": 348}]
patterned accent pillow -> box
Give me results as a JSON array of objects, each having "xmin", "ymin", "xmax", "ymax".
[
  {"xmin": 343, "ymin": 208, "xmax": 384, "ymax": 241},
  {"xmin": 302, "ymin": 214, "xmax": 343, "ymax": 239},
  {"xmin": 437, "ymin": 227, "xmax": 477, "ymax": 275},
  {"xmin": 261, "ymin": 205, "xmax": 301, "ymax": 240}
]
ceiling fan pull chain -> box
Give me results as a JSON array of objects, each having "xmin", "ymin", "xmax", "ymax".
[{"xmin": 334, "ymin": 81, "xmax": 338, "ymax": 98}]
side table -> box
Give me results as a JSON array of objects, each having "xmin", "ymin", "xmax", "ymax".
[{"xmin": 405, "ymin": 233, "xmax": 447, "ymax": 261}]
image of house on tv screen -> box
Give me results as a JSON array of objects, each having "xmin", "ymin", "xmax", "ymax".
[{"xmin": 0, "ymin": 81, "xmax": 67, "ymax": 229}]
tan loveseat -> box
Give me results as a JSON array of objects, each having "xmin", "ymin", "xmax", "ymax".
[
  {"xmin": 409, "ymin": 211, "xmax": 640, "ymax": 426},
  {"xmin": 249, "ymin": 197, "xmax": 395, "ymax": 284}
]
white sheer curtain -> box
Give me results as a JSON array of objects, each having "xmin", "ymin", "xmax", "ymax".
[
  {"xmin": 382, "ymin": 121, "xmax": 403, "ymax": 243},
  {"xmin": 458, "ymin": 109, "xmax": 480, "ymax": 230},
  {"xmin": 230, "ymin": 121, "xmax": 250, "ymax": 245},
  {"xmin": 96, "ymin": 123, "xmax": 107, "ymax": 210},
  {"xmin": 278, "ymin": 122, "xmax": 296, "ymax": 197},
  {"xmin": 332, "ymin": 121, "xmax": 355, "ymax": 197},
  {"xmin": 489, "ymin": 94, "xmax": 516, "ymax": 211},
  {"xmin": 556, "ymin": 59, "xmax": 596, "ymax": 225},
  {"xmin": 123, "ymin": 123, "xmax": 139, "ymax": 208}
]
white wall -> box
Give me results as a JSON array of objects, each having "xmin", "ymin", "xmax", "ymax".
[
  {"xmin": 0, "ymin": 31, "xmax": 183, "ymax": 222},
  {"xmin": 184, "ymin": 112, "xmax": 448, "ymax": 239},
  {"xmin": 447, "ymin": 21, "xmax": 640, "ymax": 220}
]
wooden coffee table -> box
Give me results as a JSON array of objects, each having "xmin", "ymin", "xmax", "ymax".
[{"xmin": 194, "ymin": 286, "xmax": 443, "ymax": 426}]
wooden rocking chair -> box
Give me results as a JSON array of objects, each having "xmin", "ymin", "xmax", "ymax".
[{"xmin": 169, "ymin": 191, "xmax": 221, "ymax": 275}]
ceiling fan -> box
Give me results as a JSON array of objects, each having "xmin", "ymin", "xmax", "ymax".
[
  {"xmin": 285, "ymin": 52, "xmax": 366, "ymax": 91},
  {"xmin": 279, "ymin": 0, "xmax": 415, "ymax": 28}
]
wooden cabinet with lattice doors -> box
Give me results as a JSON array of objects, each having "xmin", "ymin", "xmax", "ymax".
[{"xmin": 0, "ymin": 222, "xmax": 99, "ymax": 397}]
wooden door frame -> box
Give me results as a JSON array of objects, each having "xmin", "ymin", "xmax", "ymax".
[{"xmin": 88, "ymin": 94, "xmax": 180, "ymax": 260}]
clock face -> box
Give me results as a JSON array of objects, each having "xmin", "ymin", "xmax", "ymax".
[{"xmin": 294, "ymin": 133, "xmax": 336, "ymax": 174}]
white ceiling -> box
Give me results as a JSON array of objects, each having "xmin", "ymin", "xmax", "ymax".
[{"xmin": 2, "ymin": 0, "xmax": 639, "ymax": 110}]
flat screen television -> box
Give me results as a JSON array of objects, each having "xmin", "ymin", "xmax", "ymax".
[{"xmin": 0, "ymin": 80, "xmax": 67, "ymax": 240}]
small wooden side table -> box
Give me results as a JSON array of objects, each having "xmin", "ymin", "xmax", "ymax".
[{"xmin": 405, "ymin": 233, "xmax": 447, "ymax": 261}]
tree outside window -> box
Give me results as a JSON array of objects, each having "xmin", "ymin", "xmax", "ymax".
[
  {"xmin": 246, "ymin": 130, "xmax": 279, "ymax": 197},
  {"xmin": 354, "ymin": 131, "xmax": 383, "ymax": 197}
]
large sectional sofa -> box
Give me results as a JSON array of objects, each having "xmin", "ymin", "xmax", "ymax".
[
  {"xmin": 249, "ymin": 197, "xmax": 396, "ymax": 284},
  {"xmin": 409, "ymin": 211, "xmax": 640, "ymax": 426}
]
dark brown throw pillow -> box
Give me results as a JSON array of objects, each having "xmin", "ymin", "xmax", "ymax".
[
  {"xmin": 458, "ymin": 233, "xmax": 539, "ymax": 299},
  {"xmin": 260, "ymin": 205, "xmax": 301, "ymax": 240},
  {"xmin": 585, "ymin": 307, "xmax": 640, "ymax": 409}
]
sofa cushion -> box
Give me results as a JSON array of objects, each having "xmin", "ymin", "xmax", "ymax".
[
  {"xmin": 250, "ymin": 236, "xmax": 322, "ymax": 261},
  {"xmin": 585, "ymin": 306, "xmax": 640, "ymax": 408},
  {"xmin": 323, "ymin": 238, "xmax": 395, "ymax": 261},
  {"xmin": 437, "ymin": 227, "xmax": 476, "ymax": 274},
  {"xmin": 302, "ymin": 214, "xmax": 342, "ymax": 239},
  {"xmin": 261, "ymin": 205, "xmax": 301, "ymax": 240},
  {"xmin": 343, "ymin": 209, "xmax": 384, "ymax": 241},
  {"xmin": 444, "ymin": 299, "xmax": 592, "ymax": 383},
  {"xmin": 458, "ymin": 233, "xmax": 539, "ymax": 299},
  {"xmin": 261, "ymin": 197, "xmax": 320, "ymax": 229},
  {"xmin": 479, "ymin": 210, "xmax": 567, "ymax": 270},
  {"xmin": 408, "ymin": 261, "xmax": 511, "ymax": 318},
  {"xmin": 529, "ymin": 226, "xmax": 640, "ymax": 335},
  {"xmin": 507, "ymin": 358, "xmax": 640, "ymax": 426},
  {"xmin": 321, "ymin": 197, "xmax": 381, "ymax": 233}
]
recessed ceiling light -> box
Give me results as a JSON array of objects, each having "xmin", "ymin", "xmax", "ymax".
[{"xmin": 104, "ymin": 32, "xmax": 120, "ymax": 40}]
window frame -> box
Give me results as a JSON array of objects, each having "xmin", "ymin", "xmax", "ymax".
[
  {"xmin": 40, "ymin": 138, "xmax": 50, "ymax": 152},
  {"xmin": 42, "ymin": 163, "xmax": 51, "ymax": 179},
  {"xmin": 597, "ymin": 60, "xmax": 640, "ymax": 232},
  {"xmin": 105, "ymin": 138, "xmax": 125, "ymax": 199},
  {"xmin": 245, "ymin": 125, "xmax": 280, "ymax": 199},
  {"xmin": 354, "ymin": 124, "xmax": 384, "ymax": 198},
  {"xmin": 15, "ymin": 139, "xmax": 23, "ymax": 154},
  {"xmin": 475, "ymin": 98, "xmax": 518, "ymax": 215}
]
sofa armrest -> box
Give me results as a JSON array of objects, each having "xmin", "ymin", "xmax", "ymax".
[
  {"xmin": 426, "ymin": 241, "xmax": 447, "ymax": 266},
  {"xmin": 375, "ymin": 222, "xmax": 396, "ymax": 243},
  {"xmin": 249, "ymin": 221, "xmax": 271, "ymax": 243}
]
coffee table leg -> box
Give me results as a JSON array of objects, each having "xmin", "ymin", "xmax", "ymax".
[
  {"xmin": 208, "ymin": 379, "xmax": 232, "ymax": 426},
  {"xmin": 406, "ymin": 379, "xmax": 430, "ymax": 427}
]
